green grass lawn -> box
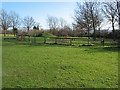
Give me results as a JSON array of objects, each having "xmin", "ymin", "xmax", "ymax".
[{"xmin": 2, "ymin": 37, "xmax": 118, "ymax": 88}]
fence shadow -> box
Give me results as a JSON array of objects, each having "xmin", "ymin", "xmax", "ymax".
[{"xmin": 2, "ymin": 38, "xmax": 119, "ymax": 53}]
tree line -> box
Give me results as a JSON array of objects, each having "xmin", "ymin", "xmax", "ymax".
[
  {"xmin": 73, "ymin": 1, "xmax": 119, "ymax": 41},
  {"xmin": 0, "ymin": 1, "xmax": 119, "ymax": 41}
]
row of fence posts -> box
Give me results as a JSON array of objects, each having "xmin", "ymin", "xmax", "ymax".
[
  {"xmin": 16, "ymin": 33, "xmax": 73, "ymax": 45},
  {"xmin": 16, "ymin": 34, "xmax": 80, "ymax": 46},
  {"xmin": 16, "ymin": 34, "xmax": 46, "ymax": 44},
  {"xmin": 53, "ymin": 38, "xmax": 73, "ymax": 45},
  {"xmin": 16, "ymin": 34, "xmax": 105, "ymax": 46}
]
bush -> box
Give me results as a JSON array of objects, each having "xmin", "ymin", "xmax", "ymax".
[{"xmin": 28, "ymin": 30, "xmax": 44, "ymax": 37}]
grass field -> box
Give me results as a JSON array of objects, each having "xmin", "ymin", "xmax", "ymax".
[{"xmin": 2, "ymin": 36, "xmax": 118, "ymax": 88}]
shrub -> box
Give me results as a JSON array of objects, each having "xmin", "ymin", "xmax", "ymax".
[{"xmin": 28, "ymin": 30, "xmax": 44, "ymax": 37}]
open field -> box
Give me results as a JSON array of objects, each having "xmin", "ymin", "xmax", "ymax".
[{"xmin": 2, "ymin": 36, "xmax": 118, "ymax": 88}]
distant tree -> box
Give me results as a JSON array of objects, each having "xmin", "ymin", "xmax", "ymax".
[
  {"xmin": 23, "ymin": 16, "xmax": 35, "ymax": 32},
  {"xmin": 0, "ymin": 9, "xmax": 11, "ymax": 36},
  {"xmin": 63, "ymin": 25, "xmax": 72, "ymax": 36},
  {"xmin": 33, "ymin": 26, "xmax": 37, "ymax": 29},
  {"xmin": 36, "ymin": 23, "xmax": 40, "ymax": 30},
  {"xmin": 59, "ymin": 17, "xmax": 67, "ymax": 30},
  {"xmin": 13, "ymin": 28, "xmax": 18, "ymax": 36},
  {"xmin": 72, "ymin": 23, "xmax": 86, "ymax": 37},
  {"xmin": 58, "ymin": 18, "xmax": 69, "ymax": 36},
  {"xmin": 9, "ymin": 11, "xmax": 20, "ymax": 36},
  {"xmin": 36, "ymin": 25, "xmax": 39, "ymax": 30},
  {"xmin": 47, "ymin": 16, "xmax": 58, "ymax": 35}
]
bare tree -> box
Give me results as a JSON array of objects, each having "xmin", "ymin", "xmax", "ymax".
[
  {"xmin": 36, "ymin": 22, "xmax": 41, "ymax": 30},
  {"xmin": 33, "ymin": 22, "xmax": 41, "ymax": 30},
  {"xmin": 63, "ymin": 25, "xmax": 71, "ymax": 36},
  {"xmin": 102, "ymin": 2, "xmax": 118, "ymax": 41},
  {"xmin": 58, "ymin": 18, "xmax": 69, "ymax": 36},
  {"xmin": 118, "ymin": 1, "xmax": 120, "ymax": 32},
  {"xmin": 0, "ymin": 9, "xmax": 11, "ymax": 36},
  {"xmin": 59, "ymin": 17, "xmax": 67, "ymax": 29},
  {"xmin": 116, "ymin": 0, "xmax": 119, "ymax": 25},
  {"xmin": 74, "ymin": 2, "xmax": 103, "ymax": 41},
  {"xmin": 23, "ymin": 16, "xmax": 35, "ymax": 32},
  {"xmin": 9, "ymin": 11, "xmax": 20, "ymax": 36},
  {"xmin": 89, "ymin": 2, "xmax": 102, "ymax": 41},
  {"xmin": 74, "ymin": 2, "xmax": 92, "ymax": 44},
  {"xmin": 47, "ymin": 16, "xmax": 58, "ymax": 35}
]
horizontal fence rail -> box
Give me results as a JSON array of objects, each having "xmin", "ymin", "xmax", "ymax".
[{"xmin": 2, "ymin": 34, "xmax": 119, "ymax": 47}]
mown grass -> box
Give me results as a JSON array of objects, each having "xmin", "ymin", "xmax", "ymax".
[{"xmin": 2, "ymin": 36, "xmax": 118, "ymax": 88}]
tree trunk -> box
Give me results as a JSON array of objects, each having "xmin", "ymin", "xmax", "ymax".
[
  {"xmin": 91, "ymin": 8, "xmax": 96, "ymax": 41},
  {"xmin": 13, "ymin": 26, "xmax": 15, "ymax": 37},
  {"xmin": 27, "ymin": 27, "xmax": 29, "ymax": 33},
  {"xmin": 44, "ymin": 37, "xmax": 46, "ymax": 44},
  {"xmin": 88, "ymin": 27, "xmax": 90, "ymax": 45},
  {"xmin": 99, "ymin": 27, "xmax": 101, "ymax": 38},
  {"xmin": 50, "ymin": 29, "xmax": 52, "ymax": 33},
  {"xmin": 4, "ymin": 30, "xmax": 6, "ymax": 36},
  {"xmin": 93, "ymin": 21, "xmax": 96, "ymax": 41},
  {"xmin": 112, "ymin": 21, "xmax": 115, "ymax": 41}
]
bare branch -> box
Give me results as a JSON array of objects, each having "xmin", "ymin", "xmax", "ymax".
[{"xmin": 23, "ymin": 16, "xmax": 35, "ymax": 31}]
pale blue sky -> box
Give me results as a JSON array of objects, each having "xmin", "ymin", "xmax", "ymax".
[
  {"xmin": 2, "ymin": 2, "xmax": 118, "ymax": 30},
  {"xmin": 2, "ymin": 2, "xmax": 76, "ymax": 29}
]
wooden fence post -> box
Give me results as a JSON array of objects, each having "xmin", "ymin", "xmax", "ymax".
[
  {"xmin": 23, "ymin": 35, "xmax": 25, "ymax": 41},
  {"xmin": 70, "ymin": 39, "xmax": 72, "ymax": 45},
  {"xmin": 29, "ymin": 35, "xmax": 30, "ymax": 43},
  {"xmin": 55, "ymin": 38, "xmax": 57, "ymax": 44},
  {"xmin": 16, "ymin": 34, "xmax": 19, "ymax": 40},
  {"xmin": 101, "ymin": 38, "xmax": 104, "ymax": 47},
  {"xmin": 34, "ymin": 36, "xmax": 36, "ymax": 43},
  {"xmin": 44, "ymin": 37, "xmax": 46, "ymax": 44}
]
